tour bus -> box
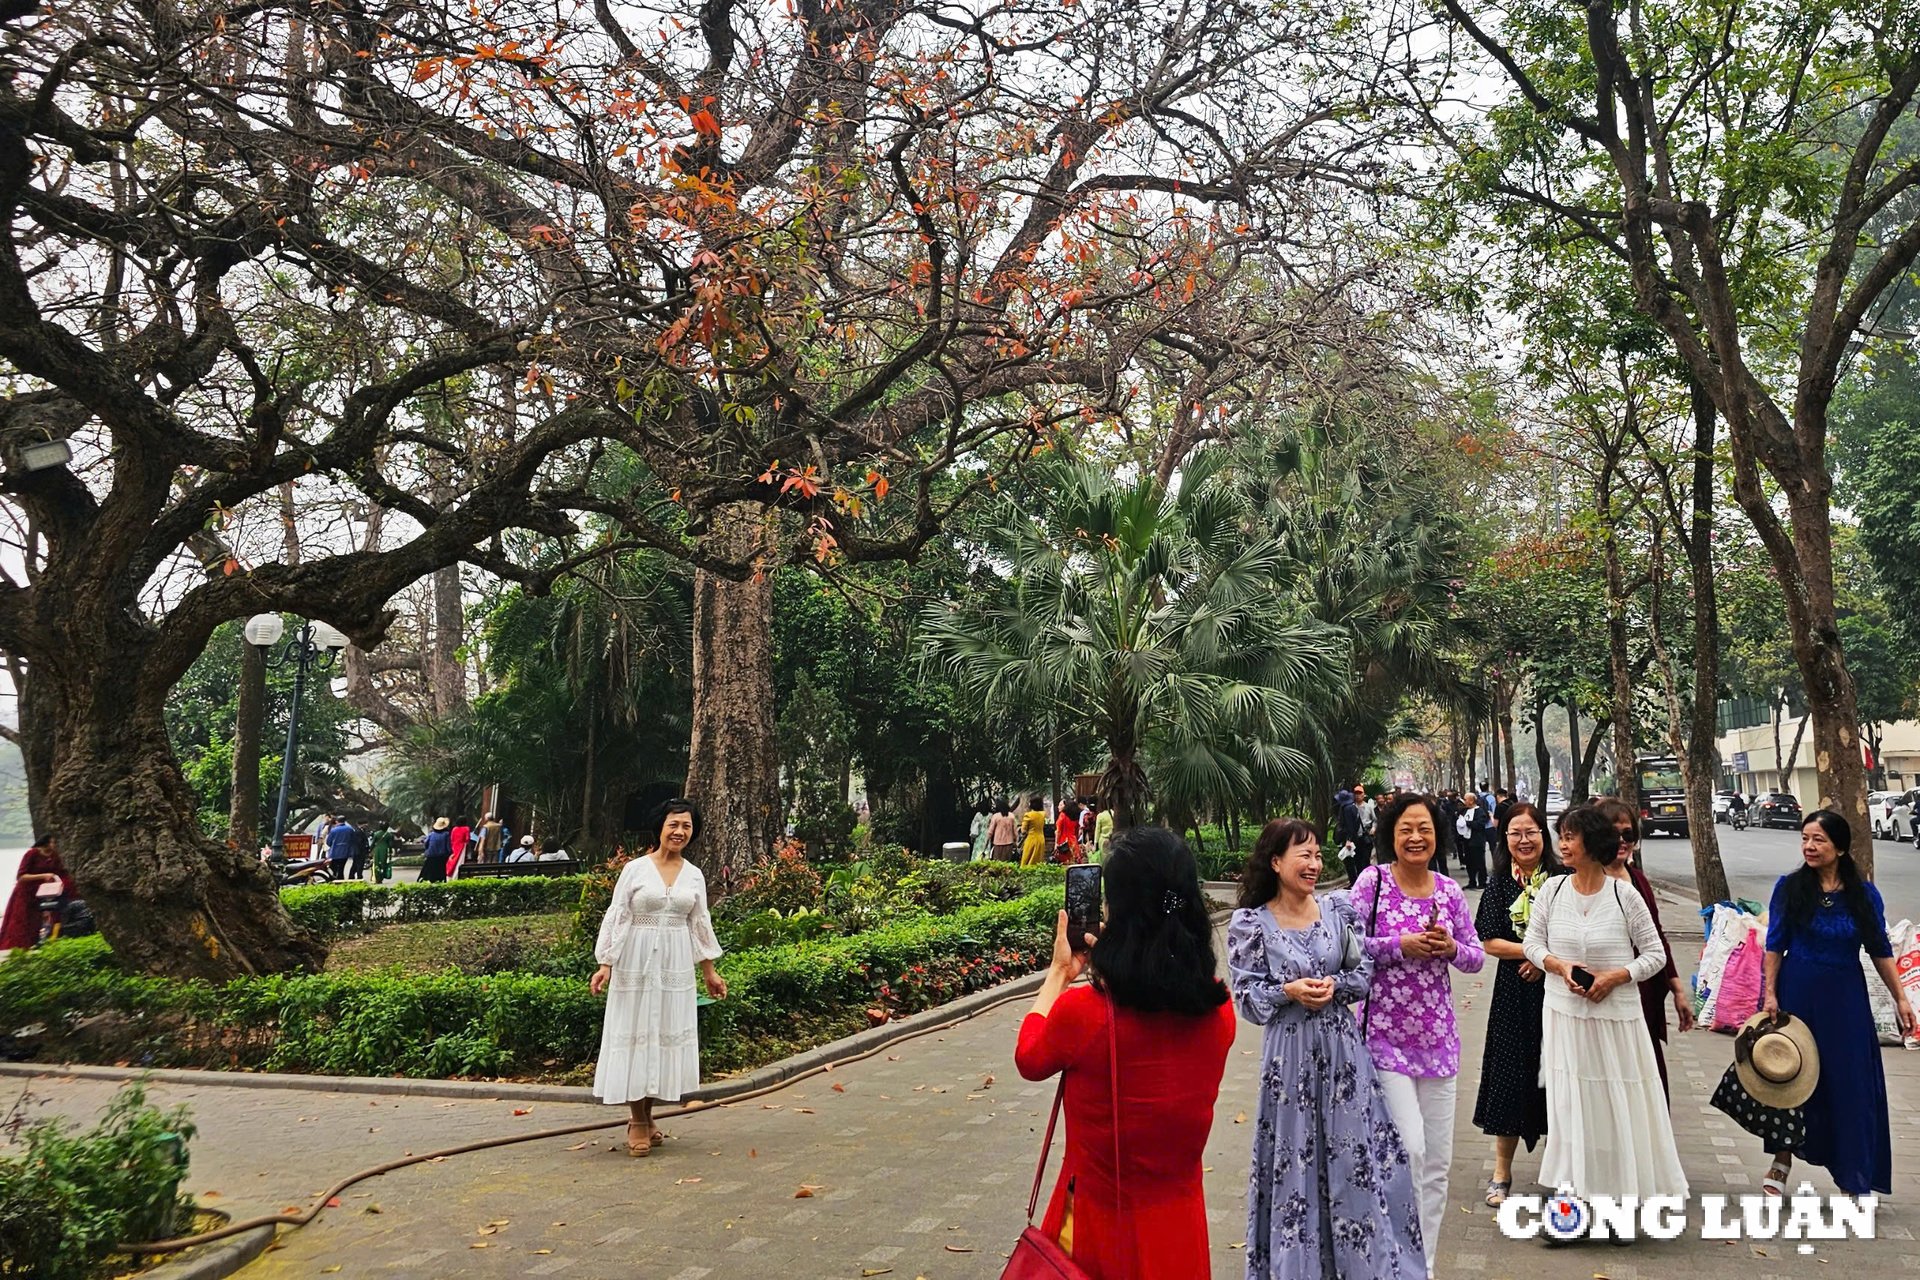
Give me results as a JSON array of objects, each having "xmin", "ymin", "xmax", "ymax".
[{"xmin": 1638, "ymin": 755, "xmax": 1690, "ymax": 838}]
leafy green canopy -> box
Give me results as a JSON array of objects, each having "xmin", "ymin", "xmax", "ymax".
[{"xmin": 921, "ymin": 449, "xmax": 1348, "ymax": 826}]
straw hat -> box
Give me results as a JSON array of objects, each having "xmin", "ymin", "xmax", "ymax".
[
  {"xmin": 433, "ymin": 817, "xmax": 450, "ymax": 831},
  {"xmin": 1734, "ymin": 1011, "xmax": 1820, "ymax": 1109}
]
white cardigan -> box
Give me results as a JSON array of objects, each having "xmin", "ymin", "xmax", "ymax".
[{"xmin": 1523, "ymin": 874, "xmax": 1667, "ymax": 1021}]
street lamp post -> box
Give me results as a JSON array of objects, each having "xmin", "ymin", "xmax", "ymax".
[{"xmin": 246, "ymin": 614, "xmax": 349, "ymax": 860}]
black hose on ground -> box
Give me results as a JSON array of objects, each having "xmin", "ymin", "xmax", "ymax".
[{"xmin": 122, "ymin": 983, "xmax": 1039, "ymax": 1256}]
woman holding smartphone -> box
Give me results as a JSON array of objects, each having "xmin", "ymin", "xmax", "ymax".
[
  {"xmin": 1230, "ymin": 818, "xmax": 1426, "ymax": 1279},
  {"xmin": 1522, "ymin": 805, "xmax": 1685, "ymax": 1218},
  {"xmin": 1014, "ymin": 826, "xmax": 1235, "ymax": 1279},
  {"xmin": 1350, "ymin": 793, "xmax": 1484, "ymax": 1279}
]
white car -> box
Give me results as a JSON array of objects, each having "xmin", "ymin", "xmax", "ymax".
[
  {"xmin": 1872, "ymin": 789, "xmax": 1920, "ymax": 842},
  {"xmin": 1544, "ymin": 789, "xmax": 1568, "ymax": 817},
  {"xmin": 1869, "ymin": 791, "xmax": 1899, "ymax": 836},
  {"xmin": 1712, "ymin": 791, "xmax": 1739, "ymax": 823}
]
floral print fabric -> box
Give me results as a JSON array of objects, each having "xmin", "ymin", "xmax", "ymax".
[
  {"xmin": 1349, "ymin": 864, "xmax": 1485, "ymax": 1078},
  {"xmin": 1229, "ymin": 900, "xmax": 1427, "ymax": 1280}
]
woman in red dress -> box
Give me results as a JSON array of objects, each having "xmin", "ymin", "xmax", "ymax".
[
  {"xmin": 1, "ymin": 835, "xmax": 75, "ymax": 952},
  {"xmin": 1015, "ymin": 825, "xmax": 1236, "ymax": 1279}
]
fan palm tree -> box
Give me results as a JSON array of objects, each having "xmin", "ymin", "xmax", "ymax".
[{"xmin": 921, "ymin": 450, "xmax": 1347, "ymax": 831}]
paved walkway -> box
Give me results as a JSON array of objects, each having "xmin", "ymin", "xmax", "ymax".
[{"xmin": 9, "ymin": 897, "xmax": 1920, "ymax": 1279}]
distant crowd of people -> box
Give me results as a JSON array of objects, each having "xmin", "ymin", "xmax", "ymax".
[
  {"xmin": 417, "ymin": 813, "xmax": 568, "ymax": 881},
  {"xmin": 971, "ymin": 795, "xmax": 1114, "ymax": 866}
]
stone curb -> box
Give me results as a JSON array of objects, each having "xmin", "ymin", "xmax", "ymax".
[
  {"xmin": 136, "ymin": 1218, "xmax": 274, "ymax": 1280},
  {"xmin": 0, "ymin": 906, "xmax": 1240, "ymax": 1105},
  {"xmin": 0, "ymin": 967, "xmax": 1057, "ymax": 1106}
]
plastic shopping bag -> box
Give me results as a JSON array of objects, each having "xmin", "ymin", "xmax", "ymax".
[
  {"xmin": 1695, "ymin": 904, "xmax": 1755, "ymax": 1026},
  {"xmin": 1867, "ymin": 920, "xmax": 1908, "ymax": 1046},
  {"xmin": 1710, "ymin": 928, "xmax": 1764, "ymax": 1032}
]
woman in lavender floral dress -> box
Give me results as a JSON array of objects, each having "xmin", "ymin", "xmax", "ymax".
[
  {"xmin": 1350, "ymin": 792, "xmax": 1485, "ymax": 1279},
  {"xmin": 1230, "ymin": 818, "xmax": 1426, "ymax": 1280}
]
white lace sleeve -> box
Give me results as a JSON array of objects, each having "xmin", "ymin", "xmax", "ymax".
[
  {"xmin": 689, "ymin": 868, "xmax": 724, "ymax": 963},
  {"xmin": 595, "ymin": 861, "xmax": 640, "ymax": 967}
]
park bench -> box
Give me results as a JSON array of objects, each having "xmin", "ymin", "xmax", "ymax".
[{"xmin": 455, "ymin": 859, "xmax": 581, "ymax": 879}]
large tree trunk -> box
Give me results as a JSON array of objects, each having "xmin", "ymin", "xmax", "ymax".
[
  {"xmin": 1567, "ymin": 700, "xmax": 1586, "ymax": 802},
  {"xmin": 1532, "ymin": 685, "xmax": 1552, "ymax": 801},
  {"xmin": 1499, "ymin": 697, "xmax": 1518, "ymax": 798},
  {"xmin": 30, "ymin": 656, "xmax": 323, "ymax": 979},
  {"xmin": 1575, "ymin": 715, "xmax": 1609, "ymax": 800},
  {"xmin": 686, "ymin": 502, "xmax": 781, "ymax": 893},
  {"xmin": 1682, "ymin": 382, "xmax": 1731, "ymax": 905},
  {"xmin": 228, "ymin": 639, "xmax": 264, "ymax": 851},
  {"xmin": 1727, "ymin": 436, "xmax": 1874, "ymax": 871}
]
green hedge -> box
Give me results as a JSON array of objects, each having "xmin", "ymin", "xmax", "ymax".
[
  {"xmin": 0, "ymin": 1083, "xmax": 197, "ymax": 1280},
  {"xmin": 0, "ymin": 887, "xmax": 1061, "ymax": 1080},
  {"xmin": 279, "ymin": 876, "xmax": 586, "ymax": 937}
]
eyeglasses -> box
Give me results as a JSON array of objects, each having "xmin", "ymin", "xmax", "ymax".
[{"xmin": 1509, "ymin": 828, "xmax": 1541, "ymax": 840}]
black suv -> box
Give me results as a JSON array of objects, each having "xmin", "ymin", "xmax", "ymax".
[{"xmin": 1756, "ymin": 791, "xmax": 1804, "ymax": 829}]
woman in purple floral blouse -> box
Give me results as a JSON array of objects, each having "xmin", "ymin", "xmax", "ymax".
[{"xmin": 1349, "ymin": 792, "xmax": 1485, "ymax": 1279}]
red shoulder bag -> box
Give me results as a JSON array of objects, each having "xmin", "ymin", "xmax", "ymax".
[{"xmin": 1000, "ymin": 997, "xmax": 1123, "ymax": 1280}]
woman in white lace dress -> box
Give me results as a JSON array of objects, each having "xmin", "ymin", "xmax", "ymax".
[
  {"xmin": 591, "ymin": 800, "xmax": 728, "ymax": 1157},
  {"xmin": 1522, "ymin": 804, "xmax": 1686, "ymax": 1221}
]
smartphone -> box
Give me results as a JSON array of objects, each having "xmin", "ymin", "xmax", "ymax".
[
  {"xmin": 1065, "ymin": 864, "xmax": 1102, "ymax": 951},
  {"xmin": 1570, "ymin": 965, "xmax": 1597, "ymax": 991}
]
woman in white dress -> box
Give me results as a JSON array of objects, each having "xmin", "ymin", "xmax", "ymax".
[
  {"xmin": 590, "ymin": 799, "xmax": 728, "ymax": 1157},
  {"xmin": 1522, "ymin": 804, "xmax": 1686, "ymax": 1228}
]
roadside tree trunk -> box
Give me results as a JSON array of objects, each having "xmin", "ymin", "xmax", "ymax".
[
  {"xmin": 1680, "ymin": 382, "xmax": 1731, "ymax": 905},
  {"xmin": 1575, "ymin": 716, "xmax": 1609, "ymax": 800},
  {"xmin": 686, "ymin": 502, "xmax": 782, "ymax": 893},
  {"xmin": 1532, "ymin": 685, "xmax": 1552, "ymax": 800},
  {"xmin": 1567, "ymin": 700, "xmax": 1585, "ymax": 801}
]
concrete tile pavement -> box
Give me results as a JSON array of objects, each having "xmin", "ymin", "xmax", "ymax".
[{"xmin": 9, "ymin": 899, "xmax": 1920, "ymax": 1278}]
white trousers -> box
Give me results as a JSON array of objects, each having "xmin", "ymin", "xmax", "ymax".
[{"xmin": 1377, "ymin": 1070, "xmax": 1457, "ymax": 1274}]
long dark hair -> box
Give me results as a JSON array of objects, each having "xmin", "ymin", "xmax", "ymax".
[
  {"xmin": 1238, "ymin": 818, "xmax": 1321, "ymax": 909},
  {"xmin": 1375, "ymin": 792, "xmax": 1455, "ymax": 864},
  {"xmin": 1091, "ymin": 826, "xmax": 1228, "ymax": 1016},
  {"xmin": 1492, "ymin": 802, "xmax": 1559, "ymax": 881},
  {"xmin": 1783, "ymin": 809, "xmax": 1883, "ymax": 946}
]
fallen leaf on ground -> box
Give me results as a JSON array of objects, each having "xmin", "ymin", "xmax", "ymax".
[
  {"xmin": 365, "ymin": 1205, "xmax": 382, "ymax": 1215},
  {"xmin": 794, "ymin": 1185, "xmax": 821, "ymax": 1197},
  {"xmin": 750, "ymin": 1149, "xmax": 758, "ymax": 1158},
  {"xmin": 470, "ymin": 1242, "xmax": 490, "ymax": 1249},
  {"xmin": 325, "ymin": 1197, "xmax": 342, "ymax": 1208},
  {"xmin": 1232, "ymin": 1113, "xmax": 1246, "ymax": 1124},
  {"xmin": 980, "ymin": 1074, "xmax": 995, "ymax": 1088},
  {"xmin": 512, "ymin": 1108, "xmax": 531, "ymax": 1116},
  {"xmin": 321, "ymin": 1267, "xmax": 341, "ymax": 1274},
  {"xmin": 566, "ymin": 1142, "xmax": 588, "ymax": 1151},
  {"xmin": 860, "ymin": 1270, "xmax": 892, "ymax": 1277},
  {"xmin": 1228, "ymin": 1242, "xmax": 1246, "ymax": 1250},
  {"xmin": 762, "ymin": 1104, "xmax": 783, "ymax": 1111},
  {"xmin": 487, "ymin": 1220, "xmax": 509, "ymax": 1227},
  {"xmin": 945, "ymin": 1245, "xmax": 975, "ymax": 1253},
  {"xmin": 794, "ymin": 1107, "xmax": 816, "ymax": 1114},
  {"xmin": 832, "ymin": 1082, "xmax": 847, "ymax": 1093},
  {"xmin": 534, "ymin": 1250, "xmax": 552, "ymax": 1256},
  {"xmin": 887, "ymin": 1055, "xmax": 900, "ymax": 1061},
  {"xmin": 677, "ymin": 1178, "xmax": 703, "ymax": 1185}
]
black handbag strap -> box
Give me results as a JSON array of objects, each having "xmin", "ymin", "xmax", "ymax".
[{"xmin": 1025, "ymin": 994, "xmax": 1123, "ymax": 1225}]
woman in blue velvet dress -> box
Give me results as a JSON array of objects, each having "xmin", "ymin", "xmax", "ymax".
[
  {"xmin": 1229, "ymin": 818, "xmax": 1425, "ymax": 1280},
  {"xmin": 1761, "ymin": 809, "xmax": 1916, "ymax": 1195}
]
